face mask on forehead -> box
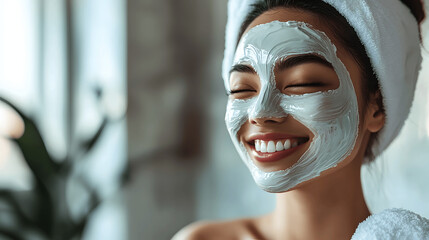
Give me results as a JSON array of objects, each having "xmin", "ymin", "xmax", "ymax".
[{"xmin": 225, "ymin": 21, "xmax": 359, "ymax": 193}]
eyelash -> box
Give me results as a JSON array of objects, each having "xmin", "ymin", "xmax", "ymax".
[
  {"xmin": 285, "ymin": 82, "xmax": 324, "ymax": 88},
  {"xmin": 228, "ymin": 89, "xmax": 257, "ymax": 95},
  {"xmin": 227, "ymin": 82, "xmax": 324, "ymax": 95}
]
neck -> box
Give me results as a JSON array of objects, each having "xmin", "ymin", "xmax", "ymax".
[{"xmin": 263, "ymin": 158, "xmax": 370, "ymax": 240}]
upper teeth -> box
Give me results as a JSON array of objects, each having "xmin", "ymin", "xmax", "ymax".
[{"xmin": 254, "ymin": 139, "xmax": 299, "ymax": 153}]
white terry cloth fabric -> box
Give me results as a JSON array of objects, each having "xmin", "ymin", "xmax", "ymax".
[
  {"xmin": 352, "ymin": 208, "xmax": 429, "ymax": 240},
  {"xmin": 222, "ymin": 0, "xmax": 422, "ymax": 158}
]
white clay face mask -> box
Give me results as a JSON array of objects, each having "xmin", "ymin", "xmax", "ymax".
[{"xmin": 225, "ymin": 21, "xmax": 359, "ymax": 193}]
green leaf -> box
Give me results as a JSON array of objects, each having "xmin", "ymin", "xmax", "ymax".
[
  {"xmin": 0, "ymin": 97, "xmax": 57, "ymax": 230},
  {"xmin": 0, "ymin": 97, "xmax": 60, "ymax": 188},
  {"xmin": 0, "ymin": 228, "xmax": 25, "ymax": 240},
  {"xmin": 0, "ymin": 191, "xmax": 33, "ymax": 226},
  {"xmin": 78, "ymin": 117, "xmax": 108, "ymax": 156}
]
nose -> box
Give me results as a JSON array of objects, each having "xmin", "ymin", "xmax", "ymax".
[
  {"xmin": 247, "ymin": 84, "xmax": 287, "ymax": 126},
  {"xmin": 249, "ymin": 116, "xmax": 286, "ymax": 126}
]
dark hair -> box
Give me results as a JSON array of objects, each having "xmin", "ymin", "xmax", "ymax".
[{"xmin": 237, "ymin": 0, "xmax": 425, "ymax": 161}]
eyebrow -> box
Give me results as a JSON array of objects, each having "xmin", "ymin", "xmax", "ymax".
[
  {"xmin": 229, "ymin": 54, "xmax": 333, "ymax": 75},
  {"xmin": 276, "ymin": 54, "xmax": 333, "ymax": 71},
  {"xmin": 229, "ymin": 64, "xmax": 257, "ymax": 74}
]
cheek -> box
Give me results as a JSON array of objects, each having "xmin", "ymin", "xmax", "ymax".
[
  {"xmin": 342, "ymin": 78, "xmax": 369, "ymax": 160},
  {"xmin": 350, "ymin": 78, "xmax": 367, "ymax": 129},
  {"xmin": 335, "ymin": 58, "xmax": 367, "ymax": 142},
  {"xmin": 337, "ymin": 51, "xmax": 366, "ymax": 121},
  {"xmin": 225, "ymin": 99, "xmax": 252, "ymax": 140},
  {"xmin": 236, "ymin": 121, "xmax": 250, "ymax": 142}
]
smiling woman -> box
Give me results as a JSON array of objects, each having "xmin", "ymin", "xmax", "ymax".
[{"xmin": 173, "ymin": 0, "xmax": 429, "ymax": 239}]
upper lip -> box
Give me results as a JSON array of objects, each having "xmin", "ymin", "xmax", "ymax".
[{"xmin": 245, "ymin": 132, "xmax": 307, "ymax": 143}]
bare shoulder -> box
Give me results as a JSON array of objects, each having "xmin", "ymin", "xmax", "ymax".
[{"xmin": 172, "ymin": 217, "xmax": 262, "ymax": 240}]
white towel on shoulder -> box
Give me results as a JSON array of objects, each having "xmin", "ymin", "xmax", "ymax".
[{"xmin": 352, "ymin": 208, "xmax": 429, "ymax": 240}]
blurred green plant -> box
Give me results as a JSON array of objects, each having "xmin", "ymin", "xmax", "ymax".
[{"xmin": 0, "ymin": 96, "xmax": 124, "ymax": 240}]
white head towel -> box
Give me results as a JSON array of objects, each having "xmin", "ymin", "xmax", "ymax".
[{"xmin": 222, "ymin": 0, "xmax": 422, "ymax": 158}]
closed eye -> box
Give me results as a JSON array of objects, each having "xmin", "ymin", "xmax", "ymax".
[
  {"xmin": 285, "ymin": 82, "xmax": 324, "ymax": 88},
  {"xmin": 228, "ymin": 89, "xmax": 257, "ymax": 95}
]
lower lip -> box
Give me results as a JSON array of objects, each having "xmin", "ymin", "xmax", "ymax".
[{"xmin": 250, "ymin": 144, "xmax": 305, "ymax": 163}]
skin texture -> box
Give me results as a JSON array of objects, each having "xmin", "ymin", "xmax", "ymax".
[{"xmin": 174, "ymin": 7, "xmax": 385, "ymax": 240}]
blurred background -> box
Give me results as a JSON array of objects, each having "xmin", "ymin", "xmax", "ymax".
[{"xmin": 0, "ymin": 0, "xmax": 429, "ymax": 239}]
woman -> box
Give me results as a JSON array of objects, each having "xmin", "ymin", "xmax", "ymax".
[{"xmin": 174, "ymin": 0, "xmax": 429, "ymax": 239}]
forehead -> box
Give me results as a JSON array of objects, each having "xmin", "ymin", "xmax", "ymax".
[
  {"xmin": 235, "ymin": 7, "xmax": 361, "ymax": 83},
  {"xmin": 234, "ymin": 21, "xmax": 335, "ymax": 66},
  {"xmin": 244, "ymin": 8, "xmax": 344, "ymax": 54}
]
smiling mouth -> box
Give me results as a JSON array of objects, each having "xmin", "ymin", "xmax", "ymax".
[{"xmin": 247, "ymin": 137, "xmax": 309, "ymax": 163}]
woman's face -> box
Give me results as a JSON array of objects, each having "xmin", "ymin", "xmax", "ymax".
[{"xmin": 226, "ymin": 8, "xmax": 375, "ymax": 192}]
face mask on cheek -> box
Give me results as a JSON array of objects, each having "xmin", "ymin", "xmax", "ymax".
[{"xmin": 225, "ymin": 21, "xmax": 359, "ymax": 193}]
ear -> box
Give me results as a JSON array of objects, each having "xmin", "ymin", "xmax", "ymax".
[{"xmin": 365, "ymin": 90, "xmax": 385, "ymax": 133}]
